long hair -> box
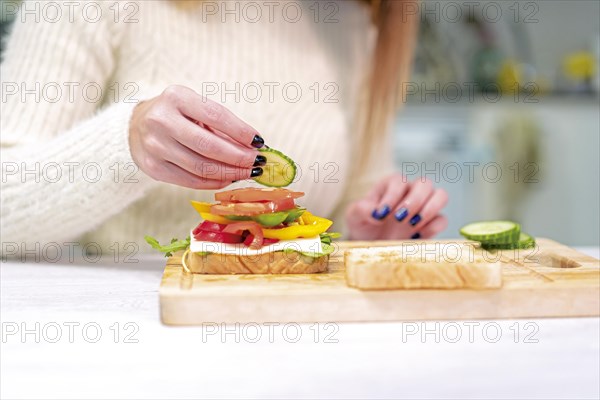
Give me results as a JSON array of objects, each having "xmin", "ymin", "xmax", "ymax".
[{"xmin": 361, "ymin": 0, "xmax": 419, "ymax": 167}]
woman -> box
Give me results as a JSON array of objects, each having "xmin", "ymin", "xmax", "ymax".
[{"xmin": 0, "ymin": 0, "xmax": 448, "ymax": 253}]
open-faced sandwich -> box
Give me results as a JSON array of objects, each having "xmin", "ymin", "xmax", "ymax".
[{"xmin": 145, "ymin": 148, "xmax": 339, "ymax": 274}]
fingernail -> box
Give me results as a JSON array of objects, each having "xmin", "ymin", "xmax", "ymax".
[
  {"xmin": 253, "ymin": 155, "xmax": 267, "ymax": 167},
  {"xmin": 410, "ymin": 214, "xmax": 422, "ymax": 226},
  {"xmin": 250, "ymin": 167, "xmax": 263, "ymax": 178},
  {"xmin": 411, "ymin": 232, "xmax": 421, "ymax": 240},
  {"xmin": 395, "ymin": 207, "xmax": 408, "ymax": 222},
  {"xmin": 251, "ymin": 135, "xmax": 264, "ymax": 148},
  {"xmin": 371, "ymin": 205, "xmax": 390, "ymax": 220}
]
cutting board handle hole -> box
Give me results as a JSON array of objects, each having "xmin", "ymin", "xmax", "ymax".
[{"xmin": 541, "ymin": 253, "xmax": 582, "ymax": 269}]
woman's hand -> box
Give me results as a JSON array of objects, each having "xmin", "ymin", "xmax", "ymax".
[
  {"xmin": 346, "ymin": 174, "xmax": 449, "ymax": 240},
  {"xmin": 129, "ymin": 85, "xmax": 266, "ymax": 189}
]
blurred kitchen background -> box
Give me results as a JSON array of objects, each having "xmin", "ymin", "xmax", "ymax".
[
  {"xmin": 394, "ymin": 0, "xmax": 599, "ymax": 245},
  {"xmin": 2, "ymin": 0, "xmax": 598, "ymax": 245}
]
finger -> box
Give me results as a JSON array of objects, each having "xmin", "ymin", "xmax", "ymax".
[
  {"xmin": 163, "ymin": 139, "xmax": 258, "ymax": 182},
  {"xmin": 173, "ymin": 118, "xmax": 259, "ymax": 168},
  {"xmin": 366, "ymin": 173, "xmax": 409, "ymax": 220},
  {"xmin": 365, "ymin": 177, "xmax": 389, "ymax": 202},
  {"xmin": 373, "ymin": 174, "xmax": 410, "ymax": 221},
  {"xmin": 347, "ymin": 198, "xmax": 381, "ymax": 227},
  {"xmin": 394, "ymin": 178, "xmax": 435, "ymax": 225},
  {"xmin": 415, "ymin": 215, "xmax": 448, "ymax": 239},
  {"xmin": 188, "ymin": 119, "xmax": 255, "ymax": 157},
  {"xmin": 365, "ymin": 173, "xmax": 403, "ymax": 201},
  {"xmin": 190, "ymin": 120, "xmax": 237, "ymax": 145},
  {"xmin": 156, "ymin": 161, "xmax": 230, "ymax": 190},
  {"xmin": 410, "ymin": 188, "xmax": 449, "ymax": 228},
  {"xmin": 174, "ymin": 86, "xmax": 262, "ymax": 148}
]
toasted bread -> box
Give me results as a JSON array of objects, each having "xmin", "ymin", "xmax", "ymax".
[
  {"xmin": 185, "ymin": 250, "xmax": 329, "ymax": 274},
  {"xmin": 345, "ymin": 243, "xmax": 502, "ymax": 289}
]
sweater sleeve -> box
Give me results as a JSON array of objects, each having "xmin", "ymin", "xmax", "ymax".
[{"xmin": 0, "ymin": 1, "xmax": 158, "ymax": 250}]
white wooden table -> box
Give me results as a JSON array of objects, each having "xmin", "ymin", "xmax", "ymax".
[{"xmin": 2, "ymin": 248, "xmax": 599, "ymax": 399}]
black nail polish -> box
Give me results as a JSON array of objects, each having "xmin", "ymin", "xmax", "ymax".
[
  {"xmin": 410, "ymin": 214, "xmax": 422, "ymax": 226},
  {"xmin": 253, "ymin": 155, "xmax": 267, "ymax": 167},
  {"xmin": 395, "ymin": 207, "xmax": 408, "ymax": 222},
  {"xmin": 371, "ymin": 205, "xmax": 390, "ymax": 220},
  {"xmin": 251, "ymin": 135, "xmax": 264, "ymax": 148},
  {"xmin": 250, "ymin": 167, "xmax": 263, "ymax": 178},
  {"xmin": 411, "ymin": 233, "xmax": 421, "ymax": 240}
]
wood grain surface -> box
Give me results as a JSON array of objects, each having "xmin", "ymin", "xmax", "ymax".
[{"xmin": 159, "ymin": 238, "xmax": 600, "ymax": 325}]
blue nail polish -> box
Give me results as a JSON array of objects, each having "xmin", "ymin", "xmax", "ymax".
[
  {"xmin": 371, "ymin": 205, "xmax": 390, "ymax": 220},
  {"xmin": 411, "ymin": 233, "xmax": 421, "ymax": 240},
  {"xmin": 410, "ymin": 214, "xmax": 422, "ymax": 226},
  {"xmin": 395, "ymin": 207, "xmax": 408, "ymax": 221}
]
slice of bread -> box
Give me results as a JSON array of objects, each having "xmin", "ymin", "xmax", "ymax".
[
  {"xmin": 185, "ymin": 250, "xmax": 329, "ymax": 274},
  {"xmin": 345, "ymin": 243, "xmax": 502, "ymax": 289}
]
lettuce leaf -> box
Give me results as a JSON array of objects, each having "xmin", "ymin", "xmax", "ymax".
[
  {"xmin": 284, "ymin": 242, "xmax": 336, "ymax": 258},
  {"xmin": 319, "ymin": 232, "xmax": 341, "ymax": 245},
  {"xmin": 144, "ymin": 236, "xmax": 190, "ymax": 257}
]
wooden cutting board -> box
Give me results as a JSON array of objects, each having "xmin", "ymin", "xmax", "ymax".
[{"xmin": 159, "ymin": 238, "xmax": 599, "ymax": 325}]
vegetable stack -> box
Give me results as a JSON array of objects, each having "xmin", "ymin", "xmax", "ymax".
[{"xmin": 190, "ymin": 187, "xmax": 335, "ymax": 249}]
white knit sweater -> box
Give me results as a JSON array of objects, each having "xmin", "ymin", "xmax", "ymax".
[{"xmin": 1, "ymin": 0, "xmax": 394, "ymax": 254}]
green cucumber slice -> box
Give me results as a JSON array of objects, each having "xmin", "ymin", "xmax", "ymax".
[
  {"xmin": 482, "ymin": 233, "xmax": 536, "ymax": 250},
  {"xmin": 251, "ymin": 211, "xmax": 289, "ymax": 227},
  {"xmin": 283, "ymin": 207, "xmax": 305, "ymax": 223},
  {"xmin": 224, "ymin": 215, "xmax": 251, "ymax": 221},
  {"xmin": 254, "ymin": 148, "xmax": 296, "ymax": 187},
  {"xmin": 481, "ymin": 230, "xmax": 521, "ymax": 244},
  {"xmin": 224, "ymin": 207, "xmax": 304, "ymax": 227},
  {"xmin": 459, "ymin": 221, "xmax": 520, "ymax": 242}
]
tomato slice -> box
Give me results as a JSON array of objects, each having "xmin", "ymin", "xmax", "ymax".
[
  {"xmin": 193, "ymin": 230, "xmax": 243, "ymax": 243},
  {"xmin": 192, "ymin": 221, "xmax": 228, "ymax": 235},
  {"xmin": 215, "ymin": 188, "xmax": 304, "ymax": 203},
  {"xmin": 211, "ymin": 198, "xmax": 295, "ymax": 216},
  {"xmin": 223, "ymin": 221, "xmax": 264, "ymax": 249},
  {"xmin": 243, "ymin": 235, "xmax": 279, "ymax": 247}
]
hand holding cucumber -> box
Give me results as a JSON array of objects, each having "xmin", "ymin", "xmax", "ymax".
[
  {"xmin": 345, "ymin": 174, "xmax": 449, "ymax": 240},
  {"xmin": 129, "ymin": 85, "xmax": 266, "ymax": 189}
]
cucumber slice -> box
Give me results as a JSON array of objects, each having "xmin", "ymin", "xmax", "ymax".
[
  {"xmin": 283, "ymin": 207, "xmax": 305, "ymax": 223},
  {"xmin": 459, "ymin": 221, "xmax": 520, "ymax": 242},
  {"xmin": 251, "ymin": 211, "xmax": 289, "ymax": 227},
  {"xmin": 254, "ymin": 148, "xmax": 296, "ymax": 187},
  {"xmin": 224, "ymin": 208, "xmax": 304, "ymax": 227},
  {"xmin": 224, "ymin": 215, "xmax": 251, "ymax": 221},
  {"xmin": 481, "ymin": 229, "xmax": 521, "ymax": 244},
  {"xmin": 482, "ymin": 233, "xmax": 536, "ymax": 250}
]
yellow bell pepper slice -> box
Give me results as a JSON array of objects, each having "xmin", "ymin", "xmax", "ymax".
[
  {"xmin": 262, "ymin": 211, "xmax": 332, "ymax": 240},
  {"xmin": 199, "ymin": 212, "xmax": 233, "ymax": 225},
  {"xmin": 190, "ymin": 201, "xmax": 234, "ymax": 224},
  {"xmin": 190, "ymin": 201, "xmax": 212, "ymax": 214}
]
